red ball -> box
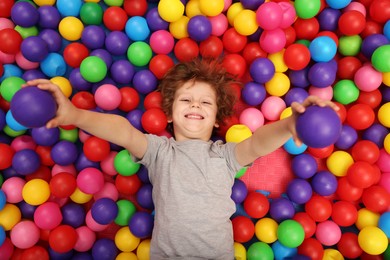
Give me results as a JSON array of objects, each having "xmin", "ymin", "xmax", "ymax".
[
  {"xmin": 0, "ymin": 0, "xmax": 13, "ymax": 17},
  {"xmin": 222, "ymin": 53, "xmax": 247, "ymax": 78},
  {"xmin": 360, "ymin": 19, "xmax": 382, "ymax": 38},
  {"xmin": 199, "ymin": 35, "xmax": 224, "ymax": 58},
  {"xmin": 331, "ymin": 200, "xmax": 358, "ymax": 227},
  {"xmin": 26, "ymin": 165, "xmax": 52, "ymax": 182},
  {"xmin": 103, "ymin": 6, "xmax": 128, "ymax": 31},
  {"xmin": 337, "ymin": 56, "xmax": 363, "ymax": 80},
  {"xmin": 351, "ymin": 140, "xmax": 380, "ymax": 164},
  {"xmin": 347, "ymin": 161, "xmax": 378, "ymax": 189},
  {"xmin": 298, "ymin": 237, "xmax": 324, "ymax": 260},
  {"xmin": 283, "ymin": 43, "xmax": 311, "ymax": 70},
  {"xmin": 337, "ymin": 232, "xmax": 363, "ymax": 259},
  {"xmin": 217, "ymin": 115, "xmax": 239, "ymax": 138},
  {"xmin": 83, "ymin": 136, "xmax": 111, "ymax": 162},
  {"xmin": 123, "ymin": 0, "xmax": 147, "ymax": 16},
  {"xmin": 357, "ymin": 89, "xmax": 382, "ymax": 109},
  {"xmin": 118, "ymin": 87, "xmax": 140, "ymax": 112},
  {"xmin": 35, "ymin": 146, "xmax": 55, "ymax": 167},
  {"xmin": 71, "ymin": 91, "xmax": 96, "ymax": 110},
  {"xmin": 49, "ymin": 172, "xmax": 77, "ymax": 198},
  {"xmin": 369, "ymin": 0, "xmax": 390, "ymax": 23},
  {"xmin": 115, "ymin": 174, "xmax": 142, "ymax": 195},
  {"xmin": 338, "ymin": 10, "xmax": 366, "ymax": 36},
  {"xmin": 362, "ymin": 185, "xmax": 390, "ymax": 213},
  {"xmin": 304, "ymin": 195, "xmax": 332, "ymax": 222},
  {"xmin": 293, "ymin": 212, "xmax": 316, "ymax": 238},
  {"xmin": 0, "ymin": 143, "xmax": 14, "ymax": 170},
  {"xmin": 222, "ymin": 28, "xmax": 247, "ymax": 53},
  {"xmin": 243, "ymin": 191, "xmax": 269, "ymax": 219},
  {"xmin": 346, "ymin": 103, "xmax": 375, "ymax": 130},
  {"xmin": 63, "ymin": 42, "xmax": 89, "ymax": 68},
  {"xmin": 336, "ymin": 176, "xmax": 363, "ymax": 202},
  {"xmin": 307, "ymin": 144, "xmax": 334, "ymax": 159},
  {"xmin": 48, "ymin": 225, "xmax": 78, "ymax": 253},
  {"xmin": 20, "ymin": 246, "xmax": 49, "ymax": 260},
  {"xmin": 149, "ymin": 54, "xmax": 175, "ymax": 80},
  {"xmin": 293, "ymin": 17, "xmax": 320, "ymax": 40},
  {"xmin": 174, "ymin": 38, "xmax": 199, "ymax": 62},
  {"xmin": 0, "ymin": 28, "xmax": 23, "ymax": 54},
  {"xmin": 334, "ymin": 102, "xmax": 347, "ymax": 123},
  {"xmin": 141, "ymin": 108, "xmax": 167, "ymax": 134},
  {"xmin": 317, "ymin": 31, "xmax": 339, "ymax": 46},
  {"xmin": 242, "ymin": 42, "xmax": 267, "ymax": 65},
  {"xmin": 284, "ymin": 26, "xmax": 297, "ymax": 47},
  {"xmin": 144, "ymin": 91, "xmax": 162, "ymax": 110},
  {"xmin": 231, "ymin": 216, "xmax": 255, "ymax": 243}
]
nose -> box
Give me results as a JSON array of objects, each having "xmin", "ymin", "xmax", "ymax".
[{"xmin": 191, "ymin": 101, "xmax": 200, "ymax": 108}]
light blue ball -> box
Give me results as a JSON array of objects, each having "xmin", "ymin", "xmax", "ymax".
[
  {"xmin": 6, "ymin": 110, "xmax": 28, "ymax": 131},
  {"xmin": 283, "ymin": 137, "xmax": 307, "ymax": 155},
  {"xmin": 309, "ymin": 36, "xmax": 337, "ymax": 62},
  {"xmin": 125, "ymin": 16, "xmax": 150, "ymax": 41},
  {"xmin": 378, "ymin": 211, "xmax": 390, "ymax": 238},
  {"xmin": 56, "ymin": 0, "xmax": 83, "ymax": 17},
  {"xmin": 384, "ymin": 20, "xmax": 390, "ymax": 41},
  {"xmin": 0, "ymin": 64, "xmax": 23, "ymax": 82},
  {"xmin": 40, "ymin": 53, "xmax": 67, "ymax": 77},
  {"xmin": 272, "ymin": 240, "xmax": 298, "ymax": 260},
  {"xmin": 325, "ymin": 0, "xmax": 352, "ymax": 9}
]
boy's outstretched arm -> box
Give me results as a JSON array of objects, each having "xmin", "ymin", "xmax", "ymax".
[
  {"xmin": 23, "ymin": 79, "xmax": 148, "ymax": 159},
  {"xmin": 234, "ymin": 96, "xmax": 339, "ymax": 167}
]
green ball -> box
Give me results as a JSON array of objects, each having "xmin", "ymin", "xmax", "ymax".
[
  {"xmin": 80, "ymin": 3, "xmax": 103, "ymax": 25},
  {"xmin": 247, "ymin": 242, "xmax": 274, "ymax": 260},
  {"xmin": 104, "ymin": 0, "xmax": 123, "ymax": 6},
  {"xmin": 115, "ymin": 199, "xmax": 137, "ymax": 226},
  {"xmin": 0, "ymin": 76, "xmax": 25, "ymax": 102},
  {"xmin": 338, "ymin": 35, "xmax": 362, "ymax": 56},
  {"xmin": 372, "ymin": 44, "xmax": 390, "ymax": 72},
  {"xmin": 3, "ymin": 125, "xmax": 26, "ymax": 137},
  {"xmin": 277, "ymin": 219, "xmax": 305, "ymax": 248},
  {"xmin": 127, "ymin": 41, "xmax": 153, "ymax": 67},
  {"xmin": 14, "ymin": 25, "xmax": 38, "ymax": 38},
  {"xmin": 294, "ymin": 0, "xmax": 321, "ymax": 19},
  {"xmin": 333, "ymin": 79, "xmax": 360, "ymax": 105},
  {"xmin": 295, "ymin": 39, "xmax": 311, "ymax": 47},
  {"xmin": 235, "ymin": 167, "xmax": 247, "ymax": 178},
  {"xmin": 59, "ymin": 128, "xmax": 78, "ymax": 143},
  {"xmin": 80, "ymin": 56, "xmax": 107, "ymax": 83},
  {"xmin": 114, "ymin": 149, "xmax": 141, "ymax": 176}
]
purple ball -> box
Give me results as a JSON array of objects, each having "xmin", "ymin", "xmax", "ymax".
[
  {"xmin": 241, "ymin": 0, "xmax": 265, "ymax": 10},
  {"xmin": 81, "ymin": 25, "xmax": 106, "ymax": 50},
  {"xmin": 0, "ymin": 109, "xmax": 5, "ymax": 130},
  {"xmin": 38, "ymin": 5, "xmax": 61, "ymax": 29},
  {"xmin": 105, "ymin": 31, "xmax": 131, "ymax": 56},
  {"xmin": 231, "ymin": 178, "xmax": 248, "ymax": 204},
  {"xmin": 381, "ymin": 85, "xmax": 390, "ymax": 102},
  {"xmin": 90, "ymin": 49, "xmax": 113, "ymax": 69},
  {"xmin": 269, "ymin": 197, "xmax": 295, "ymax": 222},
  {"xmin": 362, "ymin": 123, "xmax": 389, "ymax": 148},
  {"xmin": 284, "ymin": 88, "xmax": 309, "ymax": 107},
  {"xmin": 317, "ymin": 7, "xmax": 341, "ymax": 31},
  {"xmin": 249, "ymin": 57, "xmax": 275, "ymax": 84},
  {"xmin": 75, "ymin": 152, "xmax": 100, "ymax": 172},
  {"xmin": 110, "ymin": 59, "xmax": 135, "ymax": 85},
  {"xmin": 128, "ymin": 211, "xmax": 154, "ymax": 238},
  {"xmin": 69, "ymin": 68, "xmax": 93, "ymax": 91},
  {"xmin": 39, "ymin": 29, "xmax": 62, "ymax": 53},
  {"xmin": 10, "ymin": 86, "xmax": 57, "ymax": 128},
  {"xmin": 18, "ymin": 201, "xmax": 36, "ymax": 219},
  {"xmin": 91, "ymin": 198, "xmax": 118, "ymax": 225},
  {"xmin": 137, "ymin": 165, "xmax": 150, "ymax": 183},
  {"xmin": 311, "ymin": 170, "xmax": 338, "ymax": 196},
  {"xmin": 31, "ymin": 126, "xmax": 60, "ymax": 146},
  {"xmin": 335, "ymin": 124, "xmax": 358, "ymax": 150},
  {"xmin": 146, "ymin": 7, "xmax": 169, "ymax": 31},
  {"xmin": 287, "ymin": 178, "xmax": 312, "ymax": 204},
  {"xmin": 126, "ymin": 109, "xmax": 144, "ymax": 131},
  {"xmin": 61, "ymin": 202, "xmax": 86, "ymax": 228},
  {"xmin": 308, "ymin": 61, "xmax": 337, "ymax": 88},
  {"xmin": 21, "ymin": 36, "xmax": 49, "ymax": 62},
  {"xmin": 241, "ymin": 82, "xmax": 266, "ymax": 106},
  {"xmin": 133, "ymin": 70, "xmax": 158, "ymax": 95},
  {"xmin": 11, "ymin": 1, "xmax": 39, "ymax": 27},
  {"xmin": 50, "ymin": 140, "xmax": 78, "ymax": 166},
  {"xmin": 91, "ymin": 238, "xmax": 118, "ymax": 260},
  {"xmin": 136, "ymin": 183, "xmax": 154, "ymax": 210},
  {"xmin": 291, "ymin": 153, "xmax": 318, "ymax": 179},
  {"xmin": 187, "ymin": 15, "xmax": 212, "ymax": 42},
  {"xmin": 289, "ymin": 68, "xmax": 310, "ymax": 88},
  {"xmin": 296, "ymin": 106, "xmax": 342, "ymax": 148},
  {"xmin": 12, "ymin": 149, "xmax": 40, "ymax": 175},
  {"xmin": 22, "ymin": 69, "xmax": 46, "ymax": 81},
  {"xmin": 361, "ymin": 34, "xmax": 390, "ymax": 59}
]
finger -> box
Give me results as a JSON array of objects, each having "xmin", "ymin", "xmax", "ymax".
[{"xmin": 23, "ymin": 79, "xmax": 52, "ymax": 86}]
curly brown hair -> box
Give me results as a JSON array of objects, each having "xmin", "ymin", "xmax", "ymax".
[{"xmin": 158, "ymin": 57, "xmax": 239, "ymax": 125}]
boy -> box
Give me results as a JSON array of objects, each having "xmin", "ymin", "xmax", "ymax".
[{"xmin": 25, "ymin": 58, "xmax": 337, "ymax": 259}]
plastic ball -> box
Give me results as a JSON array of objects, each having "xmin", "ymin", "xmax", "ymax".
[
  {"xmin": 127, "ymin": 41, "xmax": 153, "ymax": 67},
  {"xmin": 129, "ymin": 211, "xmax": 154, "ymax": 239},
  {"xmin": 73, "ymin": 226, "xmax": 96, "ymax": 252},
  {"xmin": 261, "ymin": 96, "xmax": 286, "ymax": 121},
  {"xmin": 80, "ymin": 56, "xmax": 107, "ymax": 83},
  {"xmin": 294, "ymin": 0, "xmax": 321, "ymax": 19},
  {"xmin": 368, "ymin": 0, "xmax": 390, "ymax": 24},
  {"xmin": 243, "ymin": 191, "xmax": 269, "ymax": 219},
  {"xmin": 361, "ymin": 34, "xmax": 390, "ymax": 60},
  {"xmin": 34, "ymin": 201, "xmax": 62, "ymax": 230},
  {"xmin": 283, "ymin": 43, "xmax": 311, "ymax": 71},
  {"xmin": 91, "ymin": 238, "xmax": 118, "ymax": 260},
  {"xmin": 269, "ymin": 197, "xmax": 295, "ymax": 222},
  {"xmin": 372, "ymin": 44, "xmax": 390, "ymax": 72},
  {"xmin": 10, "ymin": 220, "xmax": 40, "ymax": 249},
  {"xmin": 51, "ymin": 140, "xmax": 78, "ymax": 166},
  {"xmin": 140, "ymin": 108, "xmax": 167, "ymax": 134},
  {"xmin": 234, "ymin": 9, "xmax": 257, "ymax": 36},
  {"xmin": 239, "ymin": 107, "xmax": 264, "ymax": 132},
  {"xmin": 149, "ymin": 30, "xmax": 174, "ymax": 55},
  {"xmin": 247, "ymin": 242, "xmax": 274, "ymax": 260},
  {"xmin": 81, "ymin": 25, "xmax": 106, "ymax": 50},
  {"xmin": 305, "ymin": 195, "xmax": 332, "ymax": 222},
  {"xmin": 12, "ymin": 149, "xmax": 40, "ymax": 175},
  {"xmin": 265, "ymin": 72, "xmax": 290, "ymax": 97},
  {"xmin": 249, "ymin": 57, "xmax": 275, "ymax": 84},
  {"xmin": 231, "ymin": 178, "xmax": 248, "ymax": 204},
  {"xmin": 286, "ymin": 178, "xmax": 312, "ymax": 204},
  {"xmin": 115, "ymin": 226, "xmax": 140, "ymax": 252},
  {"xmin": 187, "ymin": 15, "xmax": 212, "ymax": 42},
  {"xmin": 338, "ymin": 10, "xmax": 366, "ymax": 36},
  {"xmin": 2, "ymin": 177, "xmax": 25, "ymax": 204},
  {"xmin": 241, "ymin": 82, "xmax": 266, "ymax": 106},
  {"xmin": 114, "ymin": 149, "xmax": 141, "ymax": 176},
  {"xmin": 225, "ymin": 124, "xmax": 252, "ymax": 143},
  {"xmin": 136, "ymin": 183, "xmax": 154, "ymax": 210},
  {"xmin": 232, "ymin": 216, "xmax": 255, "ymax": 243},
  {"xmin": 0, "ymin": 28, "xmax": 23, "ymax": 55},
  {"xmin": 291, "ymin": 153, "xmax": 317, "ymax": 179},
  {"xmin": 277, "ymin": 219, "xmax": 305, "ymax": 248},
  {"xmin": 158, "ymin": 0, "xmax": 184, "ymax": 23},
  {"xmin": 125, "ymin": 16, "xmax": 150, "ymax": 42},
  {"xmin": 256, "ymin": 2, "xmax": 282, "ymax": 30},
  {"xmin": 308, "ymin": 60, "xmax": 337, "ymax": 88},
  {"xmin": 309, "ymin": 36, "xmax": 337, "ymax": 62},
  {"xmin": 347, "ymin": 161, "xmax": 378, "ymax": 189},
  {"xmin": 49, "ymin": 225, "xmax": 78, "ymax": 253},
  {"xmin": 362, "ymin": 185, "xmax": 390, "ymax": 213},
  {"xmin": 94, "ymin": 84, "xmax": 121, "ymax": 111},
  {"xmin": 115, "ymin": 199, "xmax": 137, "ymax": 226},
  {"xmin": 58, "ymin": 16, "xmax": 84, "ymax": 41},
  {"xmin": 311, "ymin": 170, "xmax": 338, "ymax": 196},
  {"xmin": 222, "ymin": 27, "xmax": 247, "ymax": 53},
  {"xmin": 358, "ymin": 226, "xmax": 388, "ymax": 255},
  {"xmin": 378, "ymin": 102, "xmax": 390, "ymax": 128},
  {"xmin": 91, "ymin": 198, "xmax": 118, "ymax": 225},
  {"xmin": 20, "ymin": 36, "xmax": 49, "ymax": 63},
  {"xmin": 337, "ymin": 232, "xmax": 363, "ymax": 259},
  {"xmin": 335, "ymin": 124, "xmax": 358, "ymax": 150},
  {"xmin": 259, "ymin": 28, "xmax": 286, "ymax": 54},
  {"xmin": 63, "ymin": 42, "xmax": 89, "ymax": 68},
  {"xmin": 254, "ymin": 218, "xmax": 278, "ymax": 244},
  {"xmin": 49, "ymin": 172, "xmax": 77, "ymax": 198},
  {"xmin": 79, "ymin": 2, "xmax": 103, "ymax": 25},
  {"xmin": 77, "ymin": 167, "xmax": 104, "ymax": 195},
  {"xmin": 22, "ymin": 179, "xmax": 50, "ymax": 206},
  {"xmin": 103, "ymin": 6, "xmax": 127, "ymax": 31}
]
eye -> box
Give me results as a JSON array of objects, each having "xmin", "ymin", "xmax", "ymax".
[
  {"xmin": 202, "ymin": 101, "xmax": 212, "ymax": 105},
  {"xmin": 180, "ymin": 98, "xmax": 190, "ymax": 102}
]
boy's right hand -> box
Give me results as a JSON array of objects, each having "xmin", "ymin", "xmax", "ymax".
[{"xmin": 23, "ymin": 79, "xmax": 78, "ymax": 129}]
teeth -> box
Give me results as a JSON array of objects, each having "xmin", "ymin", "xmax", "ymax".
[{"xmin": 186, "ymin": 114, "xmax": 203, "ymax": 119}]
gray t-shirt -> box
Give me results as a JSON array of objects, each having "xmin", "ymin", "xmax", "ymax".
[{"xmin": 135, "ymin": 134, "xmax": 243, "ymax": 259}]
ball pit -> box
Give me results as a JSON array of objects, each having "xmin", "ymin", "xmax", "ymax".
[{"xmin": 0, "ymin": 0, "xmax": 389, "ymax": 259}]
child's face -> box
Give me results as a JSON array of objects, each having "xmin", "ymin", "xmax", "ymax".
[{"xmin": 169, "ymin": 81, "xmax": 219, "ymax": 141}]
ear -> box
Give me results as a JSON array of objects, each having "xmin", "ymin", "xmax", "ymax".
[
  {"xmin": 214, "ymin": 122, "xmax": 219, "ymax": 128},
  {"xmin": 167, "ymin": 116, "xmax": 173, "ymax": 123}
]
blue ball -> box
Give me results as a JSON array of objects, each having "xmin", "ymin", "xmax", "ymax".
[
  {"xmin": 5, "ymin": 110, "xmax": 27, "ymax": 131},
  {"xmin": 283, "ymin": 137, "xmax": 307, "ymax": 155},
  {"xmin": 325, "ymin": 0, "xmax": 352, "ymax": 9},
  {"xmin": 40, "ymin": 53, "xmax": 67, "ymax": 77},
  {"xmin": 56, "ymin": 0, "xmax": 83, "ymax": 17},
  {"xmin": 309, "ymin": 36, "xmax": 337, "ymax": 62},
  {"xmin": 125, "ymin": 16, "xmax": 150, "ymax": 41}
]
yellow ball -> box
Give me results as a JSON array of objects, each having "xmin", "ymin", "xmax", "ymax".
[
  {"xmin": 378, "ymin": 102, "xmax": 390, "ymax": 127},
  {"xmin": 355, "ymin": 208, "xmax": 380, "ymax": 230},
  {"xmin": 323, "ymin": 249, "xmax": 344, "ymax": 260},
  {"xmin": 225, "ymin": 124, "xmax": 252, "ymax": 143},
  {"xmin": 383, "ymin": 72, "xmax": 390, "ymax": 86},
  {"xmin": 268, "ymin": 50, "xmax": 288, "ymax": 73},
  {"xmin": 234, "ymin": 242, "xmax": 246, "ymax": 260},
  {"xmin": 22, "ymin": 179, "xmax": 50, "ymax": 206},
  {"xmin": 234, "ymin": 9, "xmax": 258, "ymax": 36},
  {"xmin": 280, "ymin": 107, "xmax": 293, "ymax": 119},
  {"xmin": 384, "ymin": 133, "xmax": 390, "ymax": 154},
  {"xmin": 158, "ymin": 0, "xmax": 185, "ymax": 23},
  {"xmin": 226, "ymin": 2, "xmax": 244, "ymax": 26},
  {"xmin": 115, "ymin": 226, "xmax": 140, "ymax": 252},
  {"xmin": 51, "ymin": 76, "xmax": 73, "ymax": 98},
  {"xmin": 137, "ymin": 239, "xmax": 151, "ymax": 260},
  {"xmin": 255, "ymin": 217, "xmax": 278, "ymax": 243},
  {"xmin": 169, "ymin": 16, "xmax": 190, "ymax": 39},
  {"xmin": 265, "ymin": 72, "xmax": 290, "ymax": 96},
  {"xmin": 199, "ymin": 0, "xmax": 224, "ymax": 17},
  {"xmin": 59, "ymin": 17, "xmax": 84, "ymax": 41},
  {"xmin": 358, "ymin": 226, "xmax": 388, "ymax": 255},
  {"xmin": 33, "ymin": 0, "xmax": 55, "ymax": 5},
  {"xmin": 70, "ymin": 187, "xmax": 93, "ymax": 204},
  {"xmin": 116, "ymin": 252, "xmax": 138, "ymax": 260},
  {"xmin": 0, "ymin": 204, "xmax": 21, "ymax": 231},
  {"xmin": 326, "ymin": 151, "xmax": 354, "ymax": 177},
  {"xmin": 185, "ymin": 0, "xmax": 202, "ymax": 18}
]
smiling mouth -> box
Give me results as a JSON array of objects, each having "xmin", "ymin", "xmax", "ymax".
[{"xmin": 185, "ymin": 114, "xmax": 204, "ymax": 119}]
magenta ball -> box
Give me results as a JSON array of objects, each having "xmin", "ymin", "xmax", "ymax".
[
  {"xmin": 149, "ymin": 30, "xmax": 175, "ymax": 54},
  {"xmin": 315, "ymin": 220, "xmax": 341, "ymax": 246},
  {"xmin": 94, "ymin": 84, "xmax": 122, "ymax": 111},
  {"xmin": 77, "ymin": 167, "xmax": 105, "ymax": 195},
  {"xmin": 10, "ymin": 86, "xmax": 57, "ymax": 128},
  {"xmin": 256, "ymin": 2, "xmax": 283, "ymax": 30},
  {"xmin": 296, "ymin": 106, "xmax": 342, "ymax": 148},
  {"xmin": 34, "ymin": 202, "xmax": 63, "ymax": 230},
  {"xmin": 10, "ymin": 220, "xmax": 40, "ymax": 249}
]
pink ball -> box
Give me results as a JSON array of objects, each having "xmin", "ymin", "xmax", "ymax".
[
  {"xmin": 93, "ymin": 182, "xmax": 119, "ymax": 201},
  {"xmin": 15, "ymin": 52, "xmax": 39, "ymax": 70},
  {"xmin": 209, "ymin": 13, "xmax": 228, "ymax": 36},
  {"xmin": 223, "ymin": 0, "xmax": 232, "ymax": 12},
  {"xmin": 74, "ymin": 226, "xmax": 96, "ymax": 252},
  {"xmin": 239, "ymin": 107, "xmax": 264, "ymax": 132},
  {"xmin": 51, "ymin": 164, "xmax": 77, "ymax": 177},
  {"xmin": 261, "ymin": 96, "xmax": 286, "ymax": 121},
  {"xmin": 0, "ymin": 50, "xmax": 15, "ymax": 64},
  {"xmin": 278, "ymin": 2, "xmax": 296, "ymax": 29},
  {"xmin": 259, "ymin": 28, "xmax": 286, "ymax": 54},
  {"xmin": 11, "ymin": 135, "xmax": 36, "ymax": 152},
  {"xmin": 2, "ymin": 177, "xmax": 25, "ymax": 203},
  {"xmin": 78, "ymin": 129, "xmax": 91, "ymax": 143},
  {"xmin": 34, "ymin": 201, "xmax": 63, "ymax": 230},
  {"xmin": 315, "ymin": 220, "xmax": 342, "ymax": 246},
  {"xmin": 256, "ymin": 2, "xmax": 283, "ymax": 30},
  {"xmin": 94, "ymin": 84, "xmax": 122, "ymax": 111},
  {"xmin": 149, "ymin": 30, "xmax": 175, "ymax": 55},
  {"xmin": 77, "ymin": 167, "xmax": 105, "ymax": 194},
  {"xmin": 376, "ymin": 149, "xmax": 390, "ymax": 172},
  {"xmin": 10, "ymin": 220, "xmax": 40, "ymax": 249},
  {"xmin": 354, "ymin": 64, "xmax": 382, "ymax": 92},
  {"xmin": 344, "ymin": 2, "xmax": 366, "ymax": 16},
  {"xmin": 0, "ymin": 18, "xmax": 14, "ymax": 30},
  {"xmin": 379, "ymin": 172, "xmax": 390, "ymax": 193},
  {"xmin": 308, "ymin": 86, "xmax": 333, "ymax": 101},
  {"xmin": 85, "ymin": 210, "xmax": 109, "ymax": 232},
  {"xmin": 100, "ymin": 151, "xmax": 118, "ymax": 176}
]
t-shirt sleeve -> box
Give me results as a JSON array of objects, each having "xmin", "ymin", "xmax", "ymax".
[{"xmin": 218, "ymin": 141, "xmax": 249, "ymax": 176}]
